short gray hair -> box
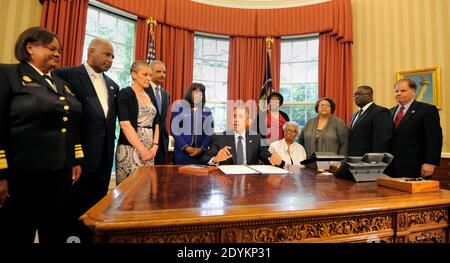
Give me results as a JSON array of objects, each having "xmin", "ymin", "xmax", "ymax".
[
  {"xmin": 149, "ymin": 59, "xmax": 165, "ymax": 69},
  {"xmin": 88, "ymin": 38, "xmax": 112, "ymax": 49},
  {"xmin": 283, "ymin": 121, "xmax": 300, "ymax": 133}
]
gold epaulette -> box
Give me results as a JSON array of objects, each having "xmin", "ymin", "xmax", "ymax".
[
  {"xmin": 0, "ymin": 150, "xmax": 8, "ymax": 169},
  {"xmin": 74, "ymin": 144, "xmax": 84, "ymax": 159}
]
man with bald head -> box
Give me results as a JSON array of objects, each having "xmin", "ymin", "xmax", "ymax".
[{"xmin": 54, "ymin": 38, "xmax": 119, "ymax": 242}]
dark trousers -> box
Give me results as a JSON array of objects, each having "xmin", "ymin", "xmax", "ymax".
[
  {"xmin": 64, "ymin": 149, "xmax": 112, "ymax": 243},
  {"xmin": 155, "ymin": 148, "xmax": 167, "ymax": 164},
  {"xmin": 0, "ymin": 167, "xmax": 72, "ymax": 243}
]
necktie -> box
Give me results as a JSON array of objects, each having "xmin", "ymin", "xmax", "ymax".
[
  {"xmin": 155, "ymin": 86, "xmax": 162, "ymax": 113},
  {"xmin": 394, "ymin": 106, "xmax": 405, "ymax": 129},
  {"xmin": 351, "ymin": 109, "xmax": 363, "ymax": 129},
  {"xmin": 93, "ymin": 73, "xmax": 108, "ymax": 117},
  {"xmin": 43, "ymin": 75, "xmax": 57, "ymax": 92},
  {"xmin": 236, "ymin": 135, "xmax": 244, "ymax": 165}
]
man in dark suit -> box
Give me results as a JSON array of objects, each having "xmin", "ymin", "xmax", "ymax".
[
  {"xmin": 385, "ymin": 79, "xmax": 442, "ymax": 178},
  {"xmin": 202, "ymin": 106, "xmax": 282, "ymax": 166},
  {"xmin": 54, "ymin": 38, "xmax": 119, "ymax": 241},
  {"xmin": 348, "ymin": 85, "xmax": 393, "ymax": 156},
  {"xmin": 146, "ymin": 60, "xmax": 170, "ymax": 164}
]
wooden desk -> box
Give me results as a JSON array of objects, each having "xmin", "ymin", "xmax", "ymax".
[{"xmin": 81, "ymin": 165, "xmax": 450, "ymax": 243}]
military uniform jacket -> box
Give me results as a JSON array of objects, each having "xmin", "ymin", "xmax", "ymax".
[{"xmin": 0, "ymin": 62, "xmax": 84, "ymax": 180}]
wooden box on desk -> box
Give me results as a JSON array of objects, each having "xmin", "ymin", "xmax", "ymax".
[
  {"xmin": 178, "ymin": 165, "xmax": 218, "ymax": 175},
  {"xmin": 377, "ymin": 177, "xmax": 440, "ymax": 193}
]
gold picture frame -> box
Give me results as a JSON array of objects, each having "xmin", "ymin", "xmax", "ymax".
[{"xmin": 396, "ymin": 67, "xmax": 441, "ymax": 109}]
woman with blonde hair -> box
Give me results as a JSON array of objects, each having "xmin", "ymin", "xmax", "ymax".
[{"xmin": 116, "ymin": 61, "xmax": 160, "ymax": 184}]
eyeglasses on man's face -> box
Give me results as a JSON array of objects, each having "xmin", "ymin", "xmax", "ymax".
[{"xmin": 353, "ymin": 92, "xmax": 370, "ymax": 97}]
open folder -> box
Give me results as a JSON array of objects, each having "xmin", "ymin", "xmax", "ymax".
[{"xmin": 218, "ymin": 165, "xmax": 289, "ymax": 175}]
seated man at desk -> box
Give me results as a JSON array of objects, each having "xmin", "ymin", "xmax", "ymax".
[{"xmin": 202, "ymin": 106, "xmax": 282, "ymax": 166}]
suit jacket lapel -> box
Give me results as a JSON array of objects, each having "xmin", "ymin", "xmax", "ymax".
[
  {"xmin": 51, "ymin": 73, "xmax": 65, "ymax": 95},
  {"xmin": 104, "ymin": 74, "xmax": 116, "ymax": 118},
  {"xmin": 352, "ymin": 103, "xmax": 375, "ymax": 130},
  {"xmin": 78, "ymin": 66, "xmax": 106, "ymax": 118},
  {"xmin": 245, "ymin": 131, "xmax": 253, "ymax": 164},
  {"xmin": 161, "ymin": 87, "xmax": 168, "ymax": 118},
  {"xmin": 226, "ymin": 132, "xmax": 237, "ymax": 164},
  {"xmin": 20, "ymin": 63, "xmax": 57, "ymax": 94},
  {"xmin": 146, "ymin": 84, "xmax": 159, "ymax": 115},
  {"xmin": 396, "ymin": 101, "xmax": 417, "ymax": 130}
]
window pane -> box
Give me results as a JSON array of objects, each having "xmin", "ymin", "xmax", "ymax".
[
  {"xmin": 216, "ymin": 40, "xmax": 229, "ymax": 61},
  {"xmin": 98, "ymin": 13, "xmax": 116, "ymax": 41},
  {"xmin": 86, "ymin": 8, "xmax": 98, "ymax": 35},
  {"xmin": 280, "ymin": 63, "xmax": 291, "ymax": 83},
  {"xmin": 292, "ymin": 40, "xmax": 307, "ymax": 62},
  {"xmin": 193, "ymin": 34, "xmax": 229, "ymax": 132},
  {"xmin": 82, "ymin": 5, "xmax": 135, "ymax": 89},
  {"xmin": 280, "ymin": 37, "xmax": 319, "ymax": 128}
]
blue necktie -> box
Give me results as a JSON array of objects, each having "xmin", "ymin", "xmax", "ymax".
[
  {"xmin": 236, "ymin": 135, "xmax": 244, "ymax": 165},
  {"xmin": 155, "ymin": 86, "xmax": 162, "ymax": 113}
]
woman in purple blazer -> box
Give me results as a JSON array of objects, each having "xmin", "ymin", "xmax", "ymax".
[{"xmin": 170, "ymin": 83, "xmax": 214, "ymax": 164}]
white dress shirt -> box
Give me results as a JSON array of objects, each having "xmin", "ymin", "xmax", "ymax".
[{"xmin": 269, "ymin": 139, "xmax": 307, "ymax": 168}]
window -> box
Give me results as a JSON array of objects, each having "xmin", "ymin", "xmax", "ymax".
[
  {"xmin": 83, "ymin": 4, "xmax": 136, "ymax": 174},
  {"xmin": 193, "ymin": 34, "xmax": 229, "ymax": 132},
  {"xmin": 82, "ymin": 5, "xmax": 136, "ymax": 89},
  {"xmin": 279, "ymin": 37, "xmax": 319, "ymax": 128}
]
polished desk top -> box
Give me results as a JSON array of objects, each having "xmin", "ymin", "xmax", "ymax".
[{"xmin": 81, "ymin": 165, "xmax": 450, "ymax": 231}]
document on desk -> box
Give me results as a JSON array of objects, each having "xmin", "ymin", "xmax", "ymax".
[
  {"xmin": 248, "ymin": 165, "xmax": 290, "ymax": 174},
  {"xmin": 218, "ymin": 165, "xmax": 260, "ymax": 175}
]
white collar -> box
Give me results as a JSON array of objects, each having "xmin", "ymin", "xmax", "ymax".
[
  {"xmin": 84, "ymin": 63, "xmax": 102, "ymax": 79},
  {"xmin": 360, "ymin": 101, "xmax": 374, "ymax": 112},
  {"xmin": 27, "ymin": 62, "xmax": 50, "ymax": 77}
]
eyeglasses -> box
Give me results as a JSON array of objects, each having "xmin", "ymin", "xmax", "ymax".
[
  {"xmin": 284, "ymin": 128, "xmax": 298, "ymax": 134},
  {"xmin": 353, "ymin": 92, "xmax": 370, "ymax": 97},
  {"xmin": 319, "ymin": 104, "xmax": 331, "ymax": 108}
]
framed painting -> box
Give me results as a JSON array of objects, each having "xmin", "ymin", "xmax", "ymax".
[{"xmin": 396, "ymin": 67, "xmax": 441, "ymax": 109}]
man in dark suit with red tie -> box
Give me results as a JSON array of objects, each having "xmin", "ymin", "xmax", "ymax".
[
  {"xmin": 347, "ymin": 85, "xmax": 393, "ymax": 156},
  {"xmin": 146, "ymin": 60, "xmax": 170, "ymax": 164},
  {"xmin": 54, "ymin": 38, "xmax": 119, "ymax": 241},
  {"xmin": 385, "ymin": 79, "xmax": 442, "ymax": 178}
]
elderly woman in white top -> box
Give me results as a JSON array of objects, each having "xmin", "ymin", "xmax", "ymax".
[{"xmin": 268, "ymin": 121, "xmax": 307, "ymax": 168}]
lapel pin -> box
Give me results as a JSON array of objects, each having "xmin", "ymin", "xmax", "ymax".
[
  {"xmin": 64, "ymin": 85, "xmax": 75, "ymax": 96},
  {"xmin": 249, "ymin": 140, "xmax": 252, "ymax": 143},
  {"xmin": 411, "ymin": 110, "xmax": 415, "ymax": 113},
  {"xmin": 110, "ymin": 86, "xmax": 114, "ymax": 90},
  {"xmin": 22, "ymin": 75, "xmax": 32, "ymax": 82}
]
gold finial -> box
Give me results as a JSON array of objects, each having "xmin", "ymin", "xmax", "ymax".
[
  {"xmin": 147, "ymin": 17, "xmax": 157, "ymax": 34},
  {"xmin": 266, "ymin": 36, "xmax": 274, "ymax": 50}
]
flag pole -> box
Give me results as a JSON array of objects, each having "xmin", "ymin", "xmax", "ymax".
[
  {"xmin": 147, "ymin": 17, "xmax": 157, "ymax": 37},
  {"xmin": 265, "ymin": 36, "xmax": 273, "ymax": 98},
  {"xmin": 146, "ymin": 17, "xmax": 157, "ymax": 64}
]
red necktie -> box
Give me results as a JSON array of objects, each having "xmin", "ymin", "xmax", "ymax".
[{"xmin": 394, "ymin": 106, "xmax": 405, "ymax": 129}]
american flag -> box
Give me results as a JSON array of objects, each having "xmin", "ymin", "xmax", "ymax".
[
  {"xmin": 146, "ymin": 33, "xmax": 156, "ymax": 64},
  {"xmin": 259, "ymin": 50, "xmax": 273, "ymax": 111}
]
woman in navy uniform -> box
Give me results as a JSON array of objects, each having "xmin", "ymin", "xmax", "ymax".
[{"xmin": 0, "ymin": 27, "xmax": 83, "ymax": 243}]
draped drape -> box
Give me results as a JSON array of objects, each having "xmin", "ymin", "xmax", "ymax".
[
  {"xmin": 97, "ymin": 0, "xmax": 348, "ymax": 38},
  {"xmin": 318, "ymin": 0, "xmax": 353, "ymax": 122},
  {"xmin": 135, "ymin": 18, "xmax": 194, "ymax": 104},
  {"xmin": 319, "ymin": 32, "xmax": 353, "ymax": 123},
  {"xmin": 40, "ymin": 0, "xmax": 88, "ymax": 67},
  {"xmin": 227, "ymin": 37, "xmax": 280, "ymax": 101},
  {"xmin": 40, "ymin": 0, "xmax": 353, "ymax": 120}
]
